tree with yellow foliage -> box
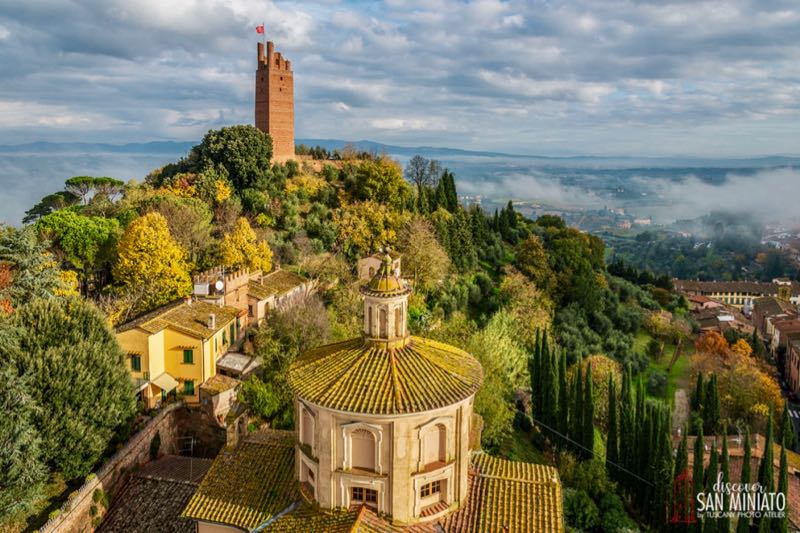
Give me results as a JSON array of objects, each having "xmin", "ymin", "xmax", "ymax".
[
  {"xmin": 333, "ymin": 200, "xmax": 411, "ymax": 259},
  {"xmin": 113, "ymin": 212, "xmax": 192, "ymax": 314},
  {"xmin": 220, "ymin": 217, "xmax": 273, "ymax": 272},
  {"xmin": 730, "ymin": 338, "xmax": 753, "ymax": 358}
]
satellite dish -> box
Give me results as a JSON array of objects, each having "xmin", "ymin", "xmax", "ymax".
[{"xmin": 214, "ymin": 280, "xmax": 224, "ymax": 291}]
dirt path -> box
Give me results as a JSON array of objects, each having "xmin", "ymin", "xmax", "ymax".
[{"xmin": 672, "ymin": 388, "xmax": 689, "ymax": 432}]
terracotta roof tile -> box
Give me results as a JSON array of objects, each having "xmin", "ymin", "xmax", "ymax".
[
  {"xmin": 182, "ymin": 430, "xmax": 298, "ymax": 530},
  {"xmin": 288, "ymin": 337, "xmax": 483, "ymax": 415}
]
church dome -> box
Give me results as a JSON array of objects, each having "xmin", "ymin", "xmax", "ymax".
[
  {"xmin": 287, "ymin": 336, "xmax": 483, "ymax": 415},
  {"xmin": 288, "ymin": 252, "xmax": 482, "ymax": 415}
]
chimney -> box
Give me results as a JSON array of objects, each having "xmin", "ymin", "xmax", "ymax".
[{"xmin": 208, "ymin": 313, "xmax": 216, "ymax": 330}]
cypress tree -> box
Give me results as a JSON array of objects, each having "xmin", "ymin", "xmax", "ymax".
[
  {"xmin": 777, "ymin": 444, "xmax": 789, "ymax": 533},
  {"xmin": 736, "ymin": 429, "xmax": 752, "ymax": 533},
  {"xmin": 606, "ymin": 376, "xmax": 618, "ymax": 476},
  {"xmin": 692, "ymin": 425, "xmax": 705, "ymax": 533},
  {"xmin": 674, "ymin": 426, "xmax": 690, "ymax": 529},
  {"xmin": 705, "ymin": 439, "xmax": 719, "ymax": 532},
  {"xmin": 756, "ymin": 411, "xmax": 775, "ymax": 532},
  {"xmin": 528, "ymin": 329, "xmax": 541, "ymax": 422},
  {"xmin": 583, "ymin": 364, "xmax": 595, "ymax": 459},
  {"xmin": 719, "ymin": 429, "xmax": 730, "ymax": 533},
  {"xmin": 779, "ymin": 400, "xmax": 796, "ymax": 450},
  {"xmin": 558, "ymin": 350, "xmax": 569, "ymax": 440},
  {"xmin": 546, "ymin": 349, "xmax": 558, "ymax": 431},
  {"xmin": 572, "ymin": 365, "xmax": 584, "ymax": 455},
  {"xmin": 657, "ymin": 409, "xmax": 676, "ymax": 530},
  {"xmin": 705, "ymin": 375, "xmax": 720, "ymax": 434},
  {"xmin": 619, "ymin": 369, "xmax": 635, "ymax": 491}
]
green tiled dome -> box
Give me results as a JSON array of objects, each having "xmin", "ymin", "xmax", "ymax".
[{"xmin": 288, "ymin": 336, "xmax": 483, "ymax": 415}]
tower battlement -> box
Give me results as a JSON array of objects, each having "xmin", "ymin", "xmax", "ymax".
[{"xmin": 255, "ymin": 41, "xmax": 295, "ymax": 161}]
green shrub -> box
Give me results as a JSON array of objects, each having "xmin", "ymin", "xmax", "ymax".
[
  {"xmin": 48, "ymin": 509, "xmax": 61, "ymax": 520},
  {"xmin": 564, "ymin": 489, "xmax": 600, "ymax": 530}
]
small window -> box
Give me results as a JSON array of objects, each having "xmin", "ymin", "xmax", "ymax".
[
  {"xmin": 307, "ymin": 467, "xmax": 315, "ymax": 482},
  {"xmin": 130, "ymin": 355, "xmax": 141, "ymax": 372},
  {"xmin": 184, "ymin": 380, "xmax": 194, "ymax": 395},
  {"xmin": 222, "ymin": 330, "xmax": 227, "ymax": 345},
  {"xmin": 421, "ymin": 480, "xmax": 441, "ymax": 498},
  {"xmin": 352, "ymin": 487, "xmax": 377, "ymax": 506},
  {"xmin": 183, "ymin": 349, "xmax": 193, "ymax": 364},
  {"xmin": 248, "ymin": 305, "xmax": 254, "ymax": 317}
]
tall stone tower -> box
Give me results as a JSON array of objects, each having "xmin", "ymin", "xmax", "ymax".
[{"xmin": 255, "ymin": 41, "xmax": 294, "ymax": 161}]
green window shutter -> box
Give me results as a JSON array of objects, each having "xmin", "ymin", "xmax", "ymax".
[
  {"xmin": 184, "ymin": 380, "xmax": 194, "ymax": 395},
  {"xmin": 131, "ymin": 355, "xmax": 141, "ymax": 372},
  {"xmin": 230, "ymin": 324, "xmax": 235, "ymax": 343},
  {"xmin": 183, "ymin": 349, "xmax": 193, "ymax": 364},
  {"xmin": 222, "ymin": 331, "xmax": 227, "ymax": 345}
]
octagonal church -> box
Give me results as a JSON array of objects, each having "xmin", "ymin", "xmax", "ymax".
[{"xmin": 184, "ymin": 255, "xmax": 564, "ymax": 532}]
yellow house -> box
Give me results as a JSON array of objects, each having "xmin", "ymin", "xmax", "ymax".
[{"xmin": 116, "ymin": 298, "xmax": 245, "ymax": 409}]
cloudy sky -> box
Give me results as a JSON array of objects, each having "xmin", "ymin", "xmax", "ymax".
[{"xmin": 1, "ymin": 0, "xmax": 799, "ymax": 156}]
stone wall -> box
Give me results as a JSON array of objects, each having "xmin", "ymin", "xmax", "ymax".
[{"xmin": 38, "ymin": 404, "xmax": 225, "ymax": 533}]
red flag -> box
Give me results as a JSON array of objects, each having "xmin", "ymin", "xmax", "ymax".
[{"xmin": 256, "ymin": 24, "xmax": 264, "ymax": 34}]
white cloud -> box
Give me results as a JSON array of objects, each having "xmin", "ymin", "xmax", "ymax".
[{"xmin": 0, "ymin": 0, "xmax": 799, "ymax": 155}]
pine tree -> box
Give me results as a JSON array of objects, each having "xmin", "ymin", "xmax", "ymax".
[
  {"xmin": 692, "ymin": 424, "xmax": 705, "ymax": 533},
  {"xmin": 777, "ymin": 444, "xmax": 789, "ymax": 533},
  {"xmin": 756, "ymin": 410, "xmax": 775, "ymax": 532},
  {"xmin": 583, "ymin": 364, "xmax": 595, "ymax": 459},
  {"xmin": 705, "ymin": 375, "xmax": 720, "ymax": 435},
  {"xmin": 779, "ymin": 400, "xmax": 797, "ymax": 450},
  {"xmin": 736, "ymin": 429, "xmax": 752, "ymax": 533},
  {"xmin": 606, "ymin": 376, "xmax": 619, "ymax": 476},
  {"xmin": 719, "ymin": 429, "xmax": 730, "ymax": 533}
]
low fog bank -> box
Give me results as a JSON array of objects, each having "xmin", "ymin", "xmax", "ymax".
[{"xmin": 459, "ymin": 165, "xmax": 800, "ymax": 226}]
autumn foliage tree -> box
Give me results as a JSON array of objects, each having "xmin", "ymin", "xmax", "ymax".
[
  {"xmin": 220, "ymin": 217, "xmax": 273, "ymax": 272},
  {"xmin": 692, "ymin": 331, "xmax": 781, "ymax": 431},
  {"xmin": 396, "ymin": 217, "xmax": 450, "ymax": 292},
  {"xmin": 113, "ymin": 212, "xmax": 192, "ymax": 314}
]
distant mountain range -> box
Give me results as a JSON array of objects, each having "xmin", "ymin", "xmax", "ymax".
[{"xmin": 2, "ymin": 139, "xmax": 800, "ymax": 168}]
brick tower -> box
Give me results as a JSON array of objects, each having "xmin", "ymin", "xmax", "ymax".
[{"xmin": 255, "ymin": 41, "xmax": 294, "ymax": 161}]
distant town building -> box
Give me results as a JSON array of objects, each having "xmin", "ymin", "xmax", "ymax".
[
  {"xmin": 116, "ymin": 299, "xmax": 244, "ymax": 409},
  {"xmin": 674, "ymin": 279, "xmax": 800, "ymax": 310},
  {"xmin": 255, "ymin": 41, "xmax": 294, "ymax": 161},
  {"xmin": 182, "ymin": 254, "xmax": 564, "ymax": 531},
  {"xmin": 752, "ymin": 296, "xmax": 796, "ymax": 339}
]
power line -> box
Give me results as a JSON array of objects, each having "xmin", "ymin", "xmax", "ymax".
[{"xmin": 530, "ymin": 416, "xmax": 656, "ymax": 488}]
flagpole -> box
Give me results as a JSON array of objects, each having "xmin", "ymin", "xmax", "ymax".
[{"xmin": 262, "ymin": 21, "xmax": 265, "ymax": 46}]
